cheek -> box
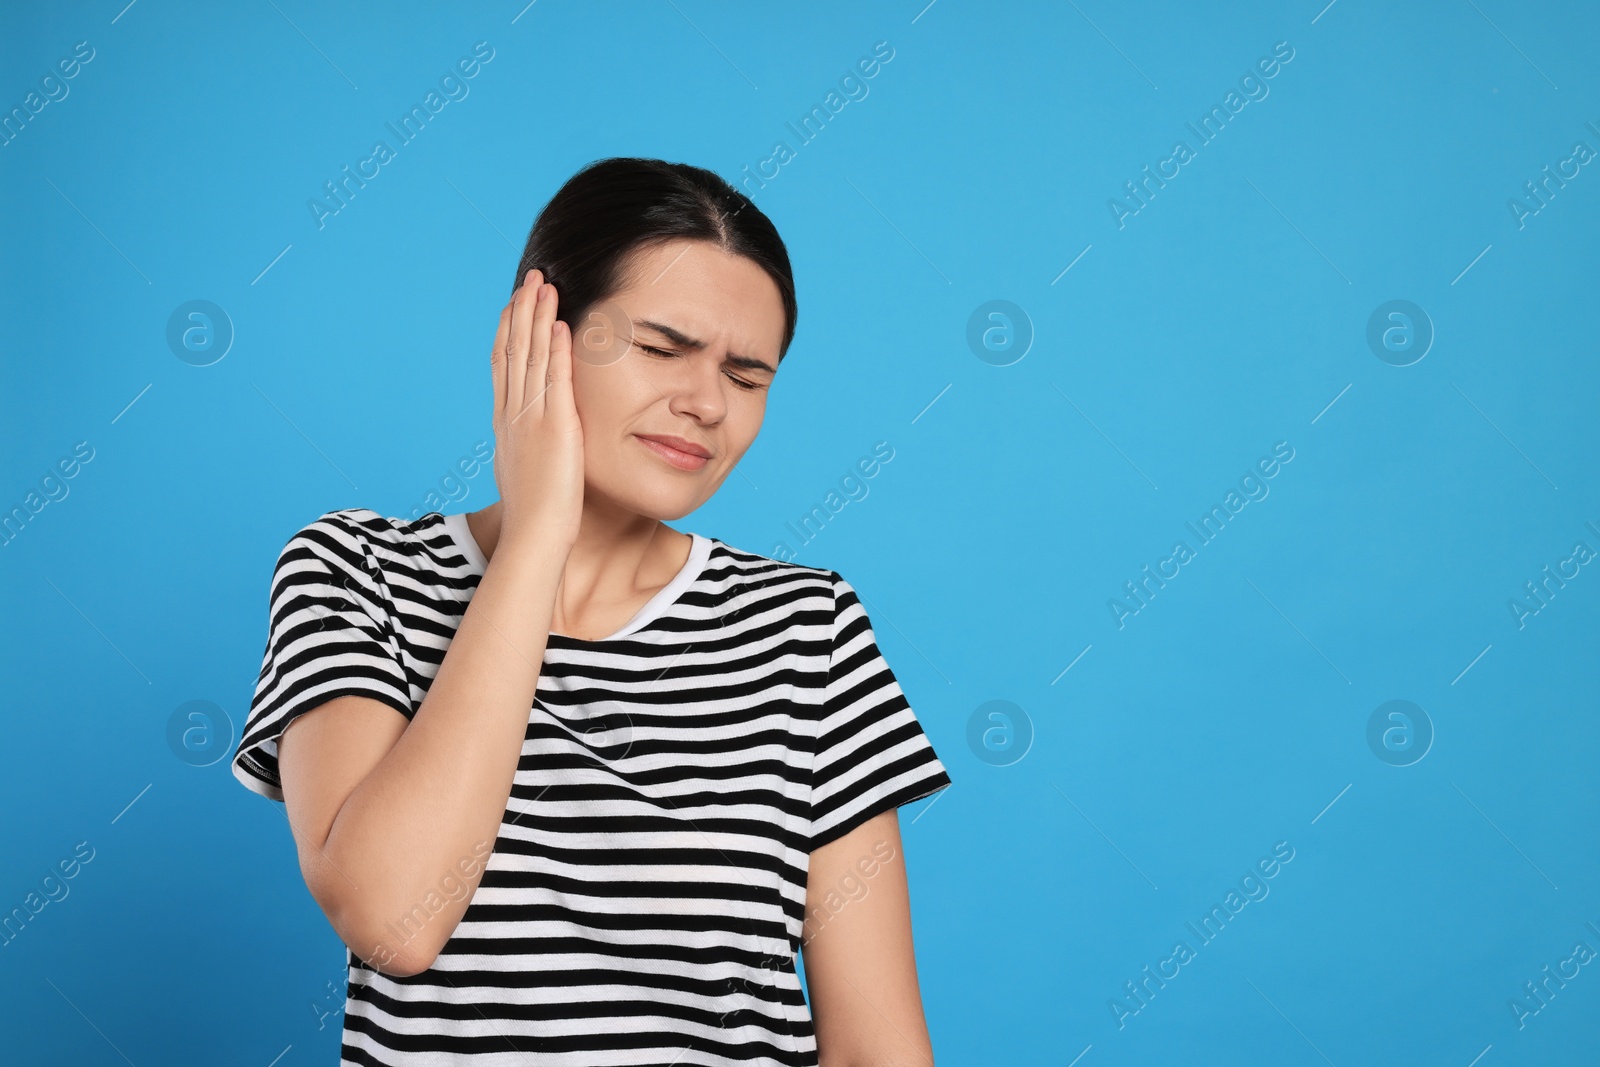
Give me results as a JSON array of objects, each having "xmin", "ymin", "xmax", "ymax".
[
  {"xmin": 727, "ymin": 403, "xmax": 766, "ymax": 458},
  {"xmin": 742, "ymin": 391, "xmax": 769, "ymax": 428},
  {"xmin": 570, "ymin": 362, "xmax": 650, "ymax": 440},
  {"xmin": 569, "ymin": 366, "xmax": 614, "ymax": 427}
]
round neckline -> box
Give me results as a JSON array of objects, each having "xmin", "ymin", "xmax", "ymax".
[{"xmin": 439, "ymin": 511, "xmax": 712, "ymax": 643}]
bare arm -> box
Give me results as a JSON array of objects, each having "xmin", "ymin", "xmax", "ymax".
[
  {"xmin": 278, "ymin": 268, "xmax": 583, "ymax": 977},
  {"xmin": 279, "ymin": 539, "xmax": 564, "ymax": 976},
  {"xmin": 802, "ymin": 809, "xmax": 937, "ymax": 1067}
]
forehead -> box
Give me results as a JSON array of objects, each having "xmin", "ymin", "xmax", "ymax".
[{"xmin": 611, "ymin": 238, "xmax": 786, "ymax": 360}]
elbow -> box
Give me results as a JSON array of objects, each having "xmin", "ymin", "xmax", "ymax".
[
  {"xmin": 309, "ymin": 876, "xmax": 443, "ymax": 979},
  {"xmin": 345, "ymin": 901, "xmax": 445, "ymax": 978},
  {"xmin": 367, "ymin": 943, "xmax": 438, "ymax": 978},
  {"xmin": 344, "ymin": 907, "xmax": 443, "ymax": 978}
]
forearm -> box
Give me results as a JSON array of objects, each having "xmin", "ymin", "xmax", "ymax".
[
  {"xmin": 818, "ymin": 1050, "xmax": 934, "ymax": 1067},
  {"xmin": 815, "ymin": 1020, "xmax": 934, "ymax": 1067},
  {"xmin": 319, "ymin": 535, "xmax": 566, "ymax": 971}
]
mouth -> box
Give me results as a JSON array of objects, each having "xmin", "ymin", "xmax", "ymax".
[{"xmin": 634, "ymin": 433, "xmax": 712, "ymax": 471}]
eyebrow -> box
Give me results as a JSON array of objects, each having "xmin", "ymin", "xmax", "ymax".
[{"xmin": 632, "ymin": 318, "xmax": 778, "ymax": 375}]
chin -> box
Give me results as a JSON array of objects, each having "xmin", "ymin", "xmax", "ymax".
[{"xmin": 610, "ymin": 485, "xmax": 705, "ymax": 523}]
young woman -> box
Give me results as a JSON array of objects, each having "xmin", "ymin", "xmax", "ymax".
[{"xmin": 233, "ymin": 157, "xmax": 953, "ymax": 1066}]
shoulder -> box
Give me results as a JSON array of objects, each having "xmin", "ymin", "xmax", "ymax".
[
  {"xmin": 273, "ymin": 507, "xmax": 387, "ymax": 566},
  {"xmin": 275, "ymin": 507, "xmax": 452, "ymax": 563},
  {"xmin": 701, "ymin": 534, "xmax": 840, "ymax": 595},
  {"xmin": 704, "ymin": 536, "xmax": 884, "ymax": 606},
  {"xmin": 693, "ymin": 536, "xmax": 863, "ymax": 636},
  {"xmin": 270, "ymin": 507, "xmax": 454, "ymax": 585}
]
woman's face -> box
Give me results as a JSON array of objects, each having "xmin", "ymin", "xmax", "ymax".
[{"xmin": 568, "ymin": 237, "xmax": 787, "ymax": 522}]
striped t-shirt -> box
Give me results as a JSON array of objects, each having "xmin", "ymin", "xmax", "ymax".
[{"xmin": 232, "ymin": 507, "xmax": 953, "ymax": 1066}]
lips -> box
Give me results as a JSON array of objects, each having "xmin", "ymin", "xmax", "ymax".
[
  {"xmin": 635, "ymin": 434, "xmax": 712, "ymax": 471},
  {"xmin": 636, "ymin": 434, "xmax": 711, "ymax": 458}
]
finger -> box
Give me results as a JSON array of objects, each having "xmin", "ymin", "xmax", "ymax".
[
  {"xmin": 547, "ymin": 317, "xmax": 573, "ymax": 399},
  {"xmin": 506, "ymin": 268, "xmax": 542, "ymax": 416},
  {"xmin": 490, "ymin": 299, "xmax": 512, "ymax": 417},
  {"xmin": 507, "ymin": 268, "xmax": 541, "ymax": 414},
  {"xmin": 527, "ymin": 280, "xmax": 559, "ymax": 396},
  {"xmin": 514, "ymin": 282, "xmax": 560, "ymax": 425}
]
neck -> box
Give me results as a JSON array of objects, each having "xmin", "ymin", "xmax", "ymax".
[
  {"xmin": 463, "ymin": 500, "xmax": 692, "ymax": 626},
  {"xmin": 464, "ymin": 499, "xmax": 680, "ymax": 565}
]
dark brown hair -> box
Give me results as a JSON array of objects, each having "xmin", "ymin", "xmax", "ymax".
[{"xmin": 511, "ymin": 157, "xmax": 798, "ymax": 362}]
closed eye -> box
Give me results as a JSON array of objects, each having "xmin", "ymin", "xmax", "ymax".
[{"xmin": 636, "ymin": 342, "xmax": 764, "ymax": 391}]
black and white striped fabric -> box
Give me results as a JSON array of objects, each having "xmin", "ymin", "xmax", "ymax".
[{"xmin": 233, "ymin": 508, "xmax": 952, "ymax": 1066}]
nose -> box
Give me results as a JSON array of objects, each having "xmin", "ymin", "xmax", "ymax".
[{"xmin": 664, "ymin": 350, "xmax": 729, "ymax": 427}]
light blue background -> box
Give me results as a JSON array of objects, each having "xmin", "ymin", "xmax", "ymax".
[{"xmin": 3, "ymin": 1, "xmax": 1597, "ymax": 1063}]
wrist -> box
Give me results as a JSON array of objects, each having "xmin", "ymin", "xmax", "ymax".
[{"xmin": 489, "ymin": 526, "xmax": 575, "ymax": 567}]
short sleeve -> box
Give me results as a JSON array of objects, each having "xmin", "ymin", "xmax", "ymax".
[
  {"xmin": 808, "ymin": 571, "xmax": 953, "ymax": 852},
  {"xmin": 232, "ymin": 511, "xmax": 413, "ymax": 802}
]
